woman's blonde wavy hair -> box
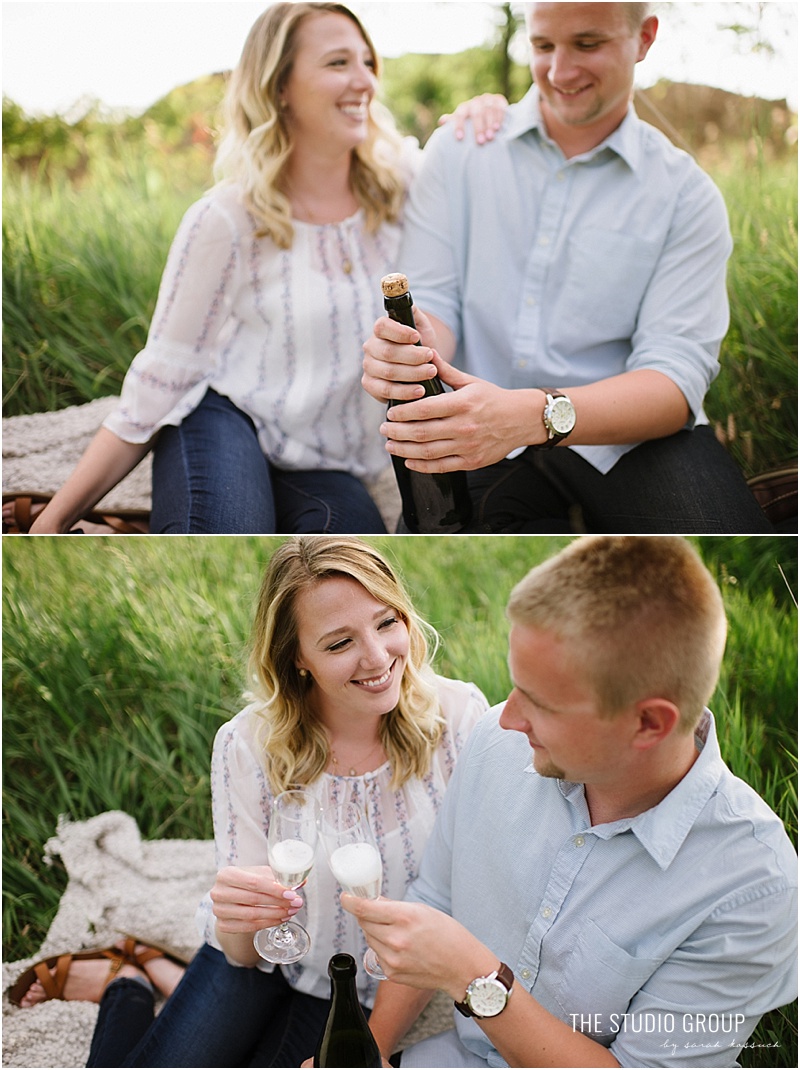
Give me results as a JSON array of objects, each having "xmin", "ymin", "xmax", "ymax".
[
  {"xmin": 214, "ymin": 2, "xmax": 407, "ymax": 249},
  {"xmin": 248, "ymin": 537, "xmax": 445, "ymax": 794}
]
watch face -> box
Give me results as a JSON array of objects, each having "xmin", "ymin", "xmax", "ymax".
[
  {"xmin": 549, "ymin": 396, "xmax": 575, "ymax": 435},
  {"xmin": 468, "ymin": 978, "xmax": 509, "ymax": 1017}
]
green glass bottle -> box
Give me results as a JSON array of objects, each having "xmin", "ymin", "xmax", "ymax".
[
  {"xmin": 314, "ymin": 954, "xmax": 383, "ymax": 1068},
  {"xmin": 381, "ymin": 273, "xmax": 473, "ymax": 533}
]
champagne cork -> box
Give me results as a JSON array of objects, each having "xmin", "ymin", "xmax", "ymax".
[{"xmin": 381, "ymin": 273, "xmax": 409, "ymax": 298}]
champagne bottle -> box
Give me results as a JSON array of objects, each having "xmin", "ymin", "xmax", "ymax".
[
  {"xmin": 314, "ymin": 954, "xmax": 383, "ymax": 1068},
  {"xmin": 381, "ymin": 273, "xmax": 473, "ymax": 533}
]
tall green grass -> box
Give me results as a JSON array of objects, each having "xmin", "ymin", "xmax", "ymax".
[
  {"xmin": 2, "ymin": 146, "xmax": 204, "ymax": 412},
  {"xmin": 2, "ymin": 535, "xmax": 796, "ymax": 1067},
  {"xmin": 709, "ymin": 155, "xmax": 799, "ymax": 475}
]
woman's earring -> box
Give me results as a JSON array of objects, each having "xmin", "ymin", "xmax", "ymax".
[{"xmin": 298, "ymin": 668, "xmax": 309, "ymax": 678}]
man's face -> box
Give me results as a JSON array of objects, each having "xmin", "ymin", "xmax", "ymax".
[
  {"xmin": 499, "ymin": 623, "xmax": 633, "ymax": 785},
  {"xmin": 527, "ymin": 3, "xmax": 656, "ymax": 145}
]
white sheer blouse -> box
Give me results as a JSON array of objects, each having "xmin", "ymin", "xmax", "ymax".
[
  {"xmin": 103, "ymin": 173, "xmax": 414, "ymax": 481},
  {"xmin": 196, "ymin": 675, "xmax": 490, "ymax": 1006}
]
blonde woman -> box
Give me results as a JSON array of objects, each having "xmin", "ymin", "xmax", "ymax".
[
  {"xmin": 27, "ymin": 3, "xmax": 505, "ymax": 534},
  {"xmin": 18, "ymin": 537, "xmax": 488, "ymax": 1066}
]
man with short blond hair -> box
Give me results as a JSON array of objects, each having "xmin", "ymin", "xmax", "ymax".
[
  {"xmin": 344, "ymin": 537, "xmax": 797, "ymax": 1067},
  {"xmin": 506, "ymin": 534, "xmax": 727, "ymax": 729},
  {"xmin": 362, "ymin": 3, "xmax": 772, "ymax": 532}
]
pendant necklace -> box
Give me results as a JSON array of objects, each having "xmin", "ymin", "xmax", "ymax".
[
  {"xmin": 335, "ymin": 225, "xmax": 354, "ymax": 275},
  {"xmin": 329, "ymin": 740, "xmax": 383, "ymax": 776}
]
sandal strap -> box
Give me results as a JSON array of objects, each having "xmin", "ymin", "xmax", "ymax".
[
  {"xmin": 130, "ymin": 947, "xmax": 163, "ymax": 966},
  {"xmin": 104, "ymin": 954, "xmax": 125, "ymax": 986},
  {"xmin": 118, "ymin": 936, "xmax": 163, "ymax": 967},
  {"xmin": 15, "ymin": 497, "xmax": 32, "ymax": 532},
  {"xmin": 97, "ymin": 514, "xmax": 148, "ymax": 535},
  {"xmin": 33, "ymin": 954, "xmax": 71, "ymax": 1000},
  {"xmin": 4, "ymin": 496, "xmax": 34, "ymax": 534}
]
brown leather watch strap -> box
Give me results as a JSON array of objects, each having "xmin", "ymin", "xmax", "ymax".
[{"xmin": 454, "ymin": 962, "xmax": 514, "ymax": 1018}]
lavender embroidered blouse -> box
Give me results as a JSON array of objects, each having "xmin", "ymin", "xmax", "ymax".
[
  {"xmin": 103, "ymin": 179, "xmax": 408, "ymax": 481},
  {"xmin": 196, "ymin": 675, "xmax": 489, "ymax": 1006}
]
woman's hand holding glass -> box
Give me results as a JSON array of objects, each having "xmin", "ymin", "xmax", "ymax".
[
  {"xmin": 320, "ymin": 801, "xmax": 388, "ymax": 979},
  {"xmin": 210, "ymin": 864, "xmax": 305, "ymax": 965},
  {"xmin": 252, "ymin": 790, "xmax": 319, "ymax": 964}
]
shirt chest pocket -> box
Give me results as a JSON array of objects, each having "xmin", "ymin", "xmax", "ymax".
[
  {"xmin": 553, "ymin": 918, "xmax": 662, "ymax": 1042},
  {"xmin": 554, "ymin": 228, "xmax": 662, "ymax": 345}
]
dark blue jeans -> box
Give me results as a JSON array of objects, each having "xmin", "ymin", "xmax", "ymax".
[
  {"xmin": 466, "ymin": 427, "xmax": 773, "ymax": 533},
  {"xmin": 86, "ymin": 943, "xmax": 336, "ymax": 1068},
  {"xmin": 150, "ymin": 389, "xmax": 387, "ymax": 534}
]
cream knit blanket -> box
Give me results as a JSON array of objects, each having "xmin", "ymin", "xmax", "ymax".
[
  {"xmin": 2, "ymin": 812, "xmax": 215, "ymax": 1068},
  {"xmin": 2, "ymin": 398, "xmax": 151, "ymax": 513},
  {"xmin": 2, "ymin": 398, "xmax": 401, "ymax": 530},
  {"xmin": 2, "ymin": 812, "xmax": 449, "ymax": 1067}
]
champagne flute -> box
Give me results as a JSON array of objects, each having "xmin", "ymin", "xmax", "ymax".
[
  {"xmin": 254, "ymin": 789, "xmax": 318, "ymax": 964},
  {"xmin": 320, "ymin": 801, "xmax": 387, "ymax": 979}
]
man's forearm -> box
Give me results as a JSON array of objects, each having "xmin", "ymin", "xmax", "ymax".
[
  {"xmin": 566, "ymin": 368, "xmax": 690, "ymax": 444},
  {"xmin": 480, "ymin": 985, "xmax": 620, "ymax": 1069}
]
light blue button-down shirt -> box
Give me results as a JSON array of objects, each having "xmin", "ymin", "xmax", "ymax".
[
  {"xmin": 406, "ymin": 707, "xmax": 797, "ymax": 1067},
  {"xmin": 400, "ymin": 88, "xmax": 733, "ymax": 473}
]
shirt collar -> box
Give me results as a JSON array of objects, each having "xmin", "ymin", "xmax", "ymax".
[
  {"xmin": 524, "ymin": 709, "xmax": 725, "ymax": 870},
  {"xmin": 625, "ymin": 709, "xmax": 724, "ymax": 868},
  {"xmin": 505, "ymin": 86, "xmax": 642, "ymax": 172}
]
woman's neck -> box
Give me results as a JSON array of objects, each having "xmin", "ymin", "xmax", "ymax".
[
  {"xmin": 314, "ymin": 702, "xmax": 386, "ymax": 775},
  {"xmin": 285, "ymin": 148, "xmax": 357, "ymax": 225}
]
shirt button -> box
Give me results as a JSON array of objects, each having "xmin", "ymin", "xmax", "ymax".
[
  {"xmin": 557, "ymin": 171, "xmax": 566, "ymax": 182},
  {"xmin": 541, "ymin": 906, "xmax": 553, "ymax": 919},
  {"xmin": 574, "ymin": 835, "xmax": 585, "ymax": 847},
  {"xmin": 521, "ymin": 968, "xmax": 531, "ymax": 980},
  {"xmin": 539, "ymin": 235, "xmax": 551, "ymax": 246}
]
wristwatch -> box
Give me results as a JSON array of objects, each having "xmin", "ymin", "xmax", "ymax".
[
  {"xmin": 537, "ymin": 390, "xmax": 576, "ymax": 448},
  {"xmin": 454, "ymin": 963, "xmax": 514, "ymax": 1019}
]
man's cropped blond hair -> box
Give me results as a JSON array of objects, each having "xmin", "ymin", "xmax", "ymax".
[
  {"xmin": 507, "ymin": 537, "xmax": 726, "ymax": 731},
  {"xmin": 526, "ymin": 2, "xmax": 653, "ymax": 33},
  {"xmin": 624, "ymin": 3, "xmax": 653, "ymax": 30}
]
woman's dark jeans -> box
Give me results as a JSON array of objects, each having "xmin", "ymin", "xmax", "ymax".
[
  {"xmin": 150, "ymin": 389, "xmax": 386, "ymax": 534},
  {"xmin": 87, "ymin": 943, "xmax": 338, "ymax": 1068}
]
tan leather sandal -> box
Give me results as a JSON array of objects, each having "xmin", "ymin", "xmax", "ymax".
[
  {"xmin": 2, "ymin": 493, "xmax": 149, "ymax": 534},
  {"xmin": 8, "ymin": 947, "xmax": 129, "ymax": 1007},
  {"xmin": 116, "ymin": 935, "xmax": 190, "ymax": 969}
]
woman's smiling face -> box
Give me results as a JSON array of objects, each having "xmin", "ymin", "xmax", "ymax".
[
  {"xmin": 293, "ymin": 575, "xmax": 409, "ymax": 725},
  {"xmin": 281, "ymin": 11, "xmax": 378, "ymax": 156}
]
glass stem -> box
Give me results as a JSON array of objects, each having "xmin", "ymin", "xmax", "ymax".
[{"xmin": 275, "ymin": 921, "xmax": 294, "ymax": 944}]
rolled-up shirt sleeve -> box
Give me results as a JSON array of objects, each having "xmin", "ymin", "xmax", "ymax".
[{"xmin": 626, "ymin": 166, "xmax": 733, "ymax": 424}]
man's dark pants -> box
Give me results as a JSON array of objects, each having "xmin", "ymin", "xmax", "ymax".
[{"xmin": 466, "ymin": 426, "xmax": 773, "ymax": 533}]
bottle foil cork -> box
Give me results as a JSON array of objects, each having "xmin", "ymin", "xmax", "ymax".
[{"xmin": 381, "ymin": 273, "xmax": 409, "ymax": 298}]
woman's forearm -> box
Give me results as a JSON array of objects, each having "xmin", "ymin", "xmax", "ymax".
[
  {"xmin": 29, "ymin": 426, "xmax": 154, "ymax": 533},
  {"xmin": 214, "ymin": 924, "xmax": 262, "ymax": 968}
]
